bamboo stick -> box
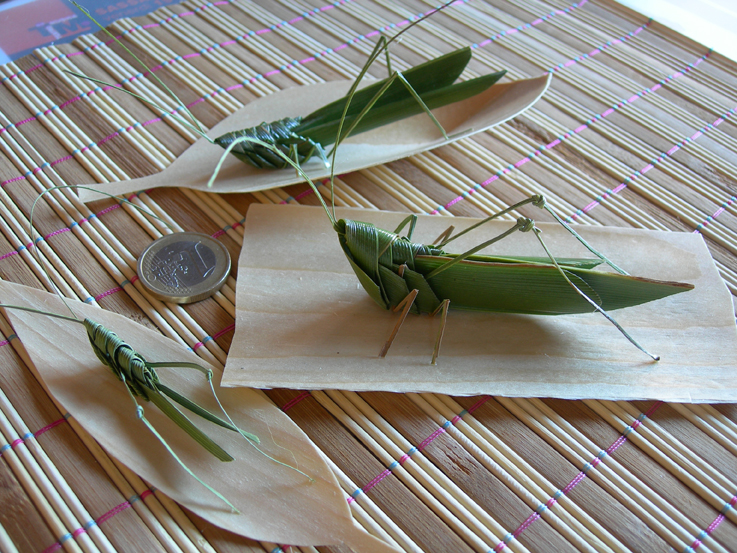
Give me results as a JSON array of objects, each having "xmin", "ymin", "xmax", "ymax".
[
  {"xmin": 0, "ymin": 522, "xmax": 19, "ymax": 553},
  {"xmin": 310, "ymin": 390, "xmax": 503, "ymax": 553},
  {"xmin": 0, "ymin": 387, "xmax": 115, "ymax": 553},
  {"xmin": 0, "ymin": 409, "xmax": 85, "ymax": 553}
]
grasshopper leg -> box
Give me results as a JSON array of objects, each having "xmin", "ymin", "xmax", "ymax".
[
  {"xmin": 527, "ymin": 221, "xmax": 660, "ymax": 361},
  {"xmin": 379, "ymin": 286, "xmax": 419, "ymax": 358},
  {"xmin": 433, "ymin": 225, "xmax": 455, "ymax": 246},
  {"xmin": 430, "ymin": 299, "xmax": 450, "ymax": 365}
]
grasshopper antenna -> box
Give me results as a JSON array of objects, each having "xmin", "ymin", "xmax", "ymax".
[
  {"xmin": 327, "ymin": 0, "xmax": 459, "ymax": 220},
  {"xmin": 62, "ymin": 69, "xmax": 213, "ymax": 142},
  {"xmin": 27, "ymin": 185, "xmax": 172, "ymax": 318},
  {"xmin": 71, "ymin": 1, "xmax": 207, "ymax": 139}
]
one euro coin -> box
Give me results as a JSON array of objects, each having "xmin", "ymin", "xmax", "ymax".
[{"xmin": 137, "ymin": 232, "xmax": 230, "ymax": 304}]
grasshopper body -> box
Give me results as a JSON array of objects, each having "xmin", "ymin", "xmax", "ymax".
[
  {"xmin": 327, "ymin": 195, "xmax": 695, "ymax": 362},
  {"xmin": 337, "ymin": 217, "xmax": 692, "ymax": 317},
  {"xmin": 214, "ymin": 48, "xmax": 506, "ymax": 169}
]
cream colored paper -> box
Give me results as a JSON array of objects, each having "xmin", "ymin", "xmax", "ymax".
[
  {"xmin": 223, "ymin": 204, "xmax": 737, "ymax": 403},
  {"xmin": 0, "ymin": 280, "xmax": 397, "ymax": 552},
  {"xmin": 78, "ymin": 75, "xmax": 551, "ymax": 202}
]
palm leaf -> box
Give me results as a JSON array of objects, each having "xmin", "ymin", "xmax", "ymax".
[
  {"xmin": 414, "ymin": 256, "xmax": 693, "ymax": 314},
  {"xmin": 458, "ymin": 254, "xmax": 604, "ymax": 269},
  {"xmin": 297, "ymin": 47, "xmax": 474, "ymax": 134},
  {"xmin": 298, "ymin": 67, "xmax": 506, "ymax": 146},
  {"xmin": 147, "ymin": 388, "xmax": 234, "ymax": 462},
  {"xmin": 156, "ymin": 383, "xmax": 258, "ymax": 443}
]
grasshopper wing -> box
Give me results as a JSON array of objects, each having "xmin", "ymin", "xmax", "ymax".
[{"xmin": 414, "ymin": 256, "xmax": 694, "ymax": 315}]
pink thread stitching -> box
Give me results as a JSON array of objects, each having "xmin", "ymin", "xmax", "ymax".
[
  {"xmin": 433, "ymin": 44, "xmax": 710, "ymax": 215},
  {"xmin": 493, "ymin": 402, "xmax": 663, "ymax": 551},
  {"xmin": 40, "ymin": 489, "xmax": 156, "ymax": 553},
  {"xmin": 689, "ymin": 494, "xmax": 736, "ymax": 550},
  {"xmin": 346, "ymin": 396, "xmax": 491, "ymax": 503},
  {"xmin": 281, "ymin": 391, "xmax": 311, "ymax": 411},
  {"xmin": 34, "ymin": 417, "xmax": 68, "ymax": 437},
  {"xmin": 570, "ymin": 102, "xmax": 735, "ymax": 228}
]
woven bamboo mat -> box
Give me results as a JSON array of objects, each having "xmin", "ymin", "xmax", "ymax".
[{"xmin": 1, "ymin": 0, "xmax": 736, "ymax": 551}]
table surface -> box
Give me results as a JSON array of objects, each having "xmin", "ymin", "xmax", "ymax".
[
  {"xmin": 0, "ymin": 1, "xmax": 736, "ymax": 552},
  {"xmin": 3, "ymin": 0, "xmax": 736, "ymax": 62}
]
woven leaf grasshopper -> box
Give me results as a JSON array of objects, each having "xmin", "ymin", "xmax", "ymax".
[
  {"xmin": 68, "ymin": 2, "xmax": 693, "ymax": 363},
  {"xmin": 283, "ymin": 183, "xmax": 693, "ymax": 363},
  {"xmin": 68, "ymin": 2, "xmax": 506, "ymax": 175},
  {"xmin": 0, "ymin": 188, "xmax": 313, "ymax": 511},
  {"xmin": 0, "ymin": 283, "xmax": 398, "ymax": 552},
  {"xmin": 214, "ymin": 46, "xmax": 506, "ymax": 169}
]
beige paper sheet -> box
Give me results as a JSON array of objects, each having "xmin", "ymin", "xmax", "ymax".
[
  {"xmin": 223, "ymin": 204, "xmax": 737, "ymax": 403},
  {"xmin": 77, "ymin": 75, "xmax": 551, "ymax": 202},
  {"xmin": 0, "ymin": 280, "xmax": 396, "ymax": 552}
]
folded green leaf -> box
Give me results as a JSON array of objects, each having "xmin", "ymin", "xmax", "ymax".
[
  {"xmin": 297, "ymin": 69, "xmax": 507, "ymax": 146},
  {"xmin": 157, "ymin": 382, "xmax": 259, "ymax": 443},
  {"xmin": 454, "ymin": 254, "xmax": 604, "ymax": 269},
  {"xmin": 297, "ymin": 47, "xmax": 475, "ymax": 134},
  {"xmin": 147, "ymin": 387, "xmax": 234, "ymax": 462},
  {"xmin": 413, "ymin": 256, "xmax": 692, "ymax": 315}
]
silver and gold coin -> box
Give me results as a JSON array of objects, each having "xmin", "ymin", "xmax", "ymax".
[{"xmin": 137, "ymin": 232, "xmax": 230, "ymax": 304}]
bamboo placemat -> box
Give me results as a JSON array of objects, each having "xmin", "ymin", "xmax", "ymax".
[{"xmin": 1, "ymin": 0, "xmax": 736, "ymax": 551}]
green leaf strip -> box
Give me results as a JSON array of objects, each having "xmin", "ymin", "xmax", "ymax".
[{"xmin": 296, "ymin": 47, "xmax": 506, "ymax": 145}]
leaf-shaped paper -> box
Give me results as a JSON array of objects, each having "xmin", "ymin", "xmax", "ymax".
[
  {"xmin": 77, "ymin": 75, "xmax": 551, "ymax": 202},
  {"xmin": 0, "ymin": 279, "xmax": 396, "ymax": 552},
  {"xmin": 223, "ymin": 204, "xmax": 737, "ymax": 402}
]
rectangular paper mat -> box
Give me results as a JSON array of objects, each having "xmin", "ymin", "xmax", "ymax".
[{"xmin": 224, "ymin": 204, "xmax": 737, "ymax": 402}]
